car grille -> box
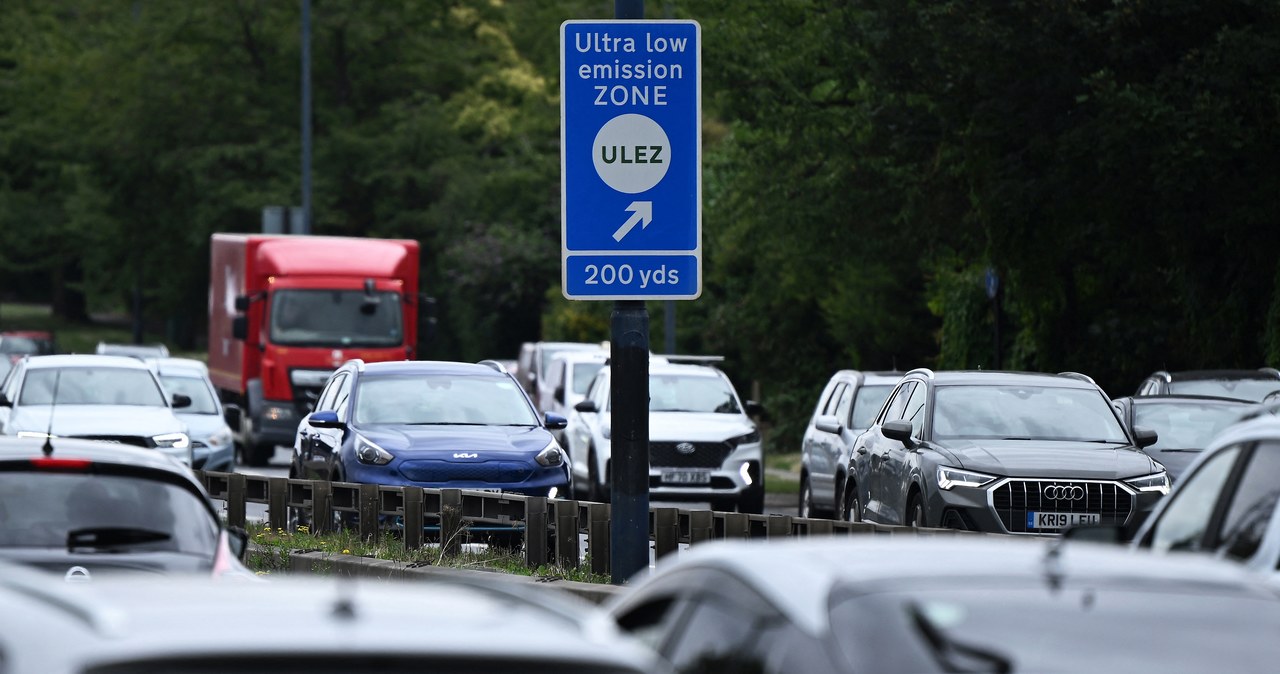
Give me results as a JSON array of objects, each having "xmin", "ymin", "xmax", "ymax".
[
  {"xmin": 68, "ymin": 435, "xmax": 151, "ymax": 448},
  {"xmin": 991, "ymin": 479, "xmax": 1134, "ymax": 534},
  {"xmin": 398, "ymin": 460, "xmax": 533, "ymax": 484},
  {"xmin": 650, "ymin": 441, "xmax": 733, "ymax": 469}
]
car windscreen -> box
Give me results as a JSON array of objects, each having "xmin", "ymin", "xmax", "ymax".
[
  {"xmin": 932, "ymin": 385, "xmax": 1128, "ymax": 442},
  {"xmin": 355, "ymin": 374, "xmax": 539, "ymax": 426},
  {"xmin": 572, "ymin": 362, "xmax": 605, "ymax": 394},
  {"xmin": 1170, "ymin": 379, "xmax": 1280, "ymax": 402},
  {"xmin": 159, "ymin": 374, "xmax": 219, "ymax": 415},
  {"xmin": 830, "ymin": 583, "xmax": 1280, "ymax": 673},
  {"xmin": 19, "ymin": 367, "xmax": 168, "ymax": 407},
  {"xmin": 647, "ymin": 374, "xmax": 741, "ymax": 414},
  {"xmin": 851, "ymin": 385, "xmax": 893, "ymax": 429},
  {"xmin": 1133, "ymin": 401, "xmax": 1247, "ymax": 450},
  {"xmin": 0, "ymin": 472, "xmax": 219, "ymax": 555},
  {"xmin": 269, "ymin": 289, "xmax": 403, "ymax": 348}
]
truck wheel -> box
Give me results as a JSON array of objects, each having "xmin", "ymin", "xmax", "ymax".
[{"xmin": 243, "ymin": 439, "xmax": 274, "ymax": 467}]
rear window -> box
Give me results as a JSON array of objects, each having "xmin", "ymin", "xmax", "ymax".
[{"xmin": 0, "ymin": 472, "xmax": 218, "ymax": 555}]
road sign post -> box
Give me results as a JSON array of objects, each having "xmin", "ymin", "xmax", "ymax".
[{"xmin": 561, "ymin": 14, "xmax": 701, "ymax": 584}]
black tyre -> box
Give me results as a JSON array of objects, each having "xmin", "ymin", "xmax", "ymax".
[
  {"xmin": 798, "ymin": 475, "xmax": 815, "ymax": 518},
  {"xmin": 906, "ymin": 493, "xmax": 925, "ymax": 527},
  {"xmin": 843, "ymin": 483, "xmax": 862, "ymax": 523}
]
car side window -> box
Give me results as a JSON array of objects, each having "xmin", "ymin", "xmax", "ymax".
[
  {"xmin": 317, "ymin": 373, "xmax": 346, "ymax": 412},
  {"xmin": 664, "ymin": 596, "xmax": 769, "ymax": 673},
  {"xmin": 811, "ymin": 380, "xmax": 838, "ymax": 421},
  {"xmin": 834, "ymin": 384, "xmax": 855, "ymax": 427},
  {"xmin": 902, "ymin": 383, "xmax": 928, "ymax": 437},
  {"xmin": 333, "ymin": 375, "xmax": 354, "ymax": 423},
  {"xmin": 1213, "ymin": 444, "xmax": 1280, "ymax": 561},
  {"xmin": 1146, "ymin": 444, "xmax": 1243, "ymax": 553},
  {"xmin": 878, "ymin": 382, "xmax": 914, "ymax": 424}
]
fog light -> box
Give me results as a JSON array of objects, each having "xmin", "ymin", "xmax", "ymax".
[{"xmin": 548, "ymin": 486, "xmax": 560, "ymax": 499}]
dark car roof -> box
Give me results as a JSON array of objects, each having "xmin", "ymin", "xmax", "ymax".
[
  {"xmin": 919, "ymin": 370, "xmax": 1099, "ymax": 389},
  {"xmin": 1166, "ymin": 369, "xmax": 1280, "ymax": 381},
  {"xmin": 358, "ymin": 360, "xmax": 507, "ymax": 377}
]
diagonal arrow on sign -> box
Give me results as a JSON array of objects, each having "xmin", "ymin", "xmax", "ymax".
[{"xmin": 612, "ymin": 201, "xmax": 653, "ymax": 242}]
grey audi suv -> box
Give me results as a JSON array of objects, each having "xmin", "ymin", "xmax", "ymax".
[{"xmin": 842, "ymin": 369, "xmax": 1170, "ymax": 534}]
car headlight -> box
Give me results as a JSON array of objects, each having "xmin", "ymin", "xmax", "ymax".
[
  {"xmin": 152, "ymin": 433, "xmax": 190, "ymax": 449},
  {"xmin": 536, "ymin": 442, "xmax": 564, "ymax": 467},
  {"xmin": 264, "ymin": 405, "xmax": 295, "ymax": 422},
  {"xmin": 355, "ymin": 435, "xmax": 394, "ymax": 465},
  {"xmin": 937, "ymin": 466, "xmax": 997, "ymax": 490},
  {"xmin": 1125, "ymin": 471, "xmax": 1170, "ymax": 495},
  {"xmin": 729, "ymin": 429, "xmax": 762, "ymax": 446}
]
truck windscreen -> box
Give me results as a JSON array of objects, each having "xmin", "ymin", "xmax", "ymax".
[{"xmin": 269, "ymin": 290, "xmax": 403, "ymax": 348}]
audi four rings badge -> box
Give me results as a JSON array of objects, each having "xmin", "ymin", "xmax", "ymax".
[{"xmin": 1043, "ymin": 484, "xmax": 1085, "ymax": 500}]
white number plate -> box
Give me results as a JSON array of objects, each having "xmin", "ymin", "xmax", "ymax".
[
  {"xmin": 661, "ymin": 470, "xmax": 711, "ymax": 485},
  {"xmin": 1027, "ymin": 512, "xmax": 1100, "ymax": 529}
]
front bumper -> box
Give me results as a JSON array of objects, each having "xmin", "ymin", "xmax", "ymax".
[
  {"xmin": 647, "ymin": 440, "xmax": 763, "ymax": 507},
  {"xmin": 925, "ymin": 477, "xmax": 1166, "ymax": 534},
  {"xmin": 345, "ymin": 459, "xmax": 570, "ymax": 498}
]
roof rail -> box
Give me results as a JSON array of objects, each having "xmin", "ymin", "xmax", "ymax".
[
  {"xmin": 477, "ymin": 359, "xmax": 507, "ymax": 373},
  {"xmin": 1057, "ymin": 371, "xmax": 1096, "ymax": 385},
  {"xmin": 905, "ymin": 367, "xmax": 934, "ymax": 379},
  {"xmin": 659, "ymin": 355, "xmax": 725, "ymax": 364},
  {"xmin": 1260, "ymin": 367, "xmax": 1280, "ymax": 378}
]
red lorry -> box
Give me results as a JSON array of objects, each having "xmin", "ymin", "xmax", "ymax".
[{"xmin": 208, "ymin": 234, "xmax": 428, "ymax": 466}]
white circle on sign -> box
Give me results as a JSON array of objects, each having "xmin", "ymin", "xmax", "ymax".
[{"xmin": 592, "ymin": 114, "xmax": 671, "ymax": 194}]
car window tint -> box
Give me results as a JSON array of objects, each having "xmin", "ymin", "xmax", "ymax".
[
  {"xmin": 822, "ymin": 383, "xmax": 846, "ymax": 416},
  {"xmin": 614, "ymin": 596, "xmax": 684, "ymax": 652},
  {"xmin": 834, "ymin": 384, "xmax": 855, "ymax": 426},
  {"xmin": 902, "ymin": 383, "xmax": 927, "ymax": 436},
  {"xmin": 879, "ymin": 382, "xmax": 914, "ymax": 424},
  {"xmin": 318, "ymin": 373, "xmax": 346, "ymax": 412},
  {"xmin": 355, "ymin": 374, "xmax": 539, "ymax": 426},
  {"xmin": 1133, "ymin": 401, "xmax": 1245, "ymax": 450},
  {"xmin": 1147, "ymin": 444, "xmax": 1243, "ymax": 553},
  {"xmin": 931, "ymin": 385, "xmax": 1126, "ymax": 442},
  {"xmin": 20, "ymin": 367, "xmax": 168, "ymax": 407},
  {"xmin": 333, "ymin": 376, "xmax": 353, "ymax": 423},
  {"xmin": 811, "ymin": 380, "xmax": 838, "ymax": 420},
  {"xmin": 664, "ymin": 597, "xmax": 767, "ymax": 673},
  {"xmin": 850, "ymin": 385, "xmax": 893, "ymax": 430},
  {"xmin": 159, "ymin": 375, "xmax": 218, "ymax": 414},
  {"xmin": 1214, "ymin": 444, "xmax": 1280, "ymax": 561}
]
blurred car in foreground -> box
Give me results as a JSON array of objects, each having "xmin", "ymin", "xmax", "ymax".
[
  {"xmin": 0, "ymin": 355, "xmax": 193, "ymax": 466},
  {"xmin": 0, "ymin": 568, "xmax": 663, "ymax": 674},
  {"xmin": 1130, "ymin": 413, "xmax": 1280, "ymax": 578},
  {"xmin": 0, "ymin": 437, "xmax": 249, "ymax": 579},
  {"xmin": 291, "ymin": 359, "xmax": 569, "ymax": 528},
  {"xmin": 1136, "ymin": 368, "xmax": 1280, "ymax": 401},
  {"xmin": 151, "ymin": 358, "xmax": 235, "ymax": 471},
  {"xmin": 844, "ymin": 369, "xmax": 1168, "ymax": 533},
  {"xmin": 607, "ymin": 536, "xmax": 1280, "ymax": 673},
  {"xmin": 567, "ymin": 359, "xmax": 764, "ymax": 512},
  {"xmin": 1111, "ymin": 394, "xmax": 1254, "ymax": 481},
  {"xmin": 799, "ymin": 369, "xmax": 899, "ymax": 518}
]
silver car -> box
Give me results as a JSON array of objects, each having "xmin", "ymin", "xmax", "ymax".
[
  {"xmin": 0, "ymin": 355, "xmax": 192, "ymax": 466},
  {"xmin": 0, "ymin": 565, "xmax": 665, "ymax": 673},
  {"xmin": 151, "ymin": 357, "xmax": 235, "ymax": 471}
]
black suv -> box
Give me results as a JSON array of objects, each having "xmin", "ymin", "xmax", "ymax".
[
  {"xmin": 842, "ymin": 369, "xmax": 1170, "ymax": 534},
  {"xmin": 1135, "ymin": 368, "xmax": 1280, "ymax": 402}
]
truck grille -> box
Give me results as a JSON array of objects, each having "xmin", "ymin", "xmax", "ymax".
[
  {"xmin": 650, "ymin": 441, "xmax": 732, "ymax": 469},
  {"xmin": 990, "ymin": 479, "xmax": 1134, "ymax": 534},
  {"xmin": 398, "ymin": 459, "xmax": 533, "ymax": 485}
]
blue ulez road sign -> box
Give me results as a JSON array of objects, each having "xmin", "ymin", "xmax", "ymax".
[{"xmin": 561, "ymin": 20, "xmax": 701, "ymax": 300}]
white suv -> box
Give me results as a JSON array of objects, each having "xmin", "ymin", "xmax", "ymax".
[{"xmin": 565, "ymin": 360, "xmax": 765, "ymax": 512}]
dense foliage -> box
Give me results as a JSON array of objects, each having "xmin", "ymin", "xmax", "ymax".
[{"xmin": 3, "ymin": 0, "xmax": 1277, "ymax": 447}]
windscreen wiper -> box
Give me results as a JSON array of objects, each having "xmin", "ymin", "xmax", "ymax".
[
  {"xmin": 405, "ymin": 422, "xmax": 487, "ymax": 426},
  {"xmin": 1158, "ymin": 448, "xmax": 1202, "ymax": 453},
  {"xmin": 67, "ymin": 527, "xmax": 171, "ymax": 550},
  {"xmin": 908, "ymin": 602, "xmax": 1013, "ymax": 673}
]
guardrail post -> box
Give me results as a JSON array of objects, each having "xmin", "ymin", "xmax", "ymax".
[
  {"xmin": 688, "ymin": 509, "xmax": 713, "ymax": 545},
  {"xmin": 653, "ymin": 507, "xmax": 679, "ymax": 560},
  {"xmin": 402, "ymin": 486, "xmax": 424, "ymax": 550},
  {"xmin": 766, "ymin": 514, "xmax": 792, "ymax": 539},
  {"xmin": 359, "ymin": 484, "xmax": 379, "ymax": 542},
  {"xmin": 724, "ymin": 512, "xmax": 749, "ymax": 538},
  {"xmin": 311, "ymin": 481, "xmax": 333, "ymax": 534},
  {"xmin": 554, "ymin": 500, "xmax": 580, "ymax": 568},
  {"xmin": 226, "ymin": 473, "xmax": 247, "ymax": 529},
  {"xmin": 267, "ymin": 477, "xmax": 287, "ymax": 532},
  {"xmin": 440, "ymin": 489, "xmax": 463, "ymax": 557},
  {"xmin": 587, "ymin": 502, "xmax": 610, "ymax": 575},
  {"xmin": 806, "ymin": 518, "xmax": 833, "ymax": 536},
  {"xmin": 524, "ymin": 496, "xmax": 548, "ymax": 568}
]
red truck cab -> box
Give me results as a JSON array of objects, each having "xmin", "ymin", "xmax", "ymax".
[{"xmin": 208, "ymin": 234, "xmax": 428, "ymax": 466}]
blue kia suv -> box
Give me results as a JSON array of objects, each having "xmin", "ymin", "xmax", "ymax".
[{"xmin": 290, "ymin": 360, "xmax": 570, "ymax": 511}]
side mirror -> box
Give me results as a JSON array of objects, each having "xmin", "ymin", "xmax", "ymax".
[
  {"xmin": 745, "ymin": 400, "xmax": 765, "ymax": 419},
  {"xmin": 574, "ymin": 400, "xmax": 598, "ymax": 413},
  {"xmin": 545, "ymin": 412, "xmax": 568, "ymax": 430},
  {"xmin": 1133, "ymin": 426, "xmax": 1158, "ymax": 449},
  {"xmin": 231, "ymin": 315, "xmax": 248, "ymax": 341},
  {"xmin": 171, "ymin": 393, "xmax": 193, "ymax": 409},
  {"xmin": 881, "ymin": 419, "xmax": 916, "ymax": 447},
  {"xmin": 234, "ymin": 295, "xmax": 251, "ymax": 312},
  {"xmin": 814, "ymin": 414, "xmax": 842, "ymax": 435},
  {"xmin": 226, "ymin": 526, "xmax": 250, "ymax": 561},
  {"xmin": 308, "ymin": 410, "xmax": 345, "ymax": 429}
]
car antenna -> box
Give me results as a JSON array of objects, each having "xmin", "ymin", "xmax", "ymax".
[
  {"xmin": 331, "ymin": 574, "xmax": 357, "ymax": 621},
  {"xmin": 42, "ymin": 369, "xmax": 62, "ymax": 457}
]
